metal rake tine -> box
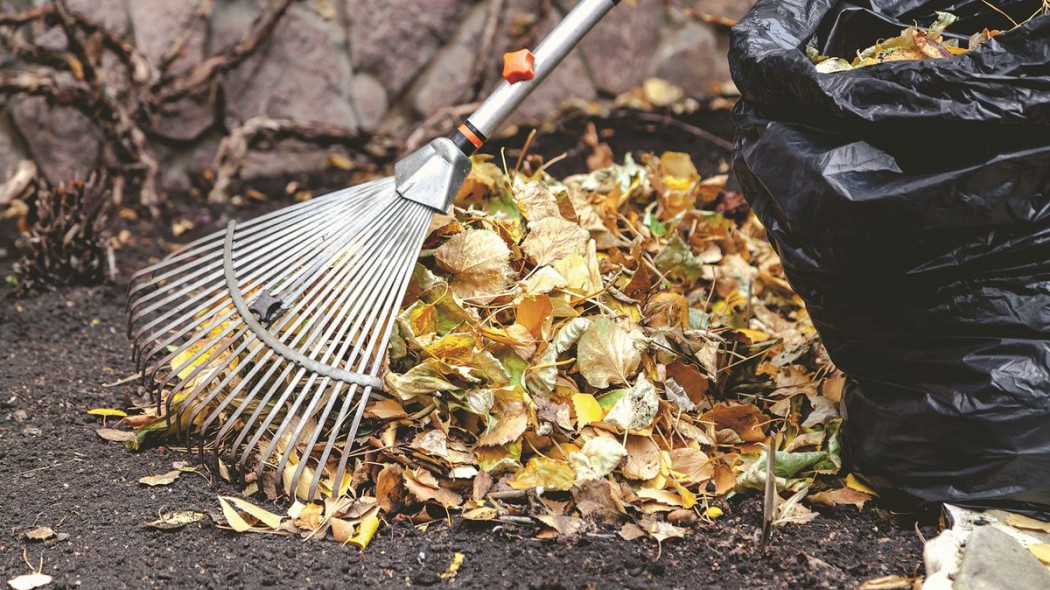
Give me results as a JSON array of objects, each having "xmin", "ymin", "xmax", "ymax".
[
  {"xmin": 245, "ymin": 201, "xmax": 419, "ymax": 479},
  {"xmin": 128, "ymin": 206, "xmax": 365, "ymax": 365},
  {"xmin": 125, "ymin": 193, "xmax": 351, "ymax": 308},
  {"xmin": 218, "ymin": 202, "xmax": 407, "ymax": 476},
  {"xmin": 275, "ymin": 207, "xmax": 428, "ymax": 490},
  {"xmin": 302, "ymin": 207, "xmax": 434, "ymax": 497},
  {"xmin": 129, "ymin": 209, "xmax": 359, "ymax": 365},
  {"xmin": 126, "ymin": 181, "xmax": 365, "ymax": 291},
  {"xmin": 158, "ymin": 320, "xmax": 243, "ymax": 422},
  {"xmin": 126, "ymin": 182, "xmax": 384, "ymax": 313},
  {"xmin": 127, "ymin": 202, "xmax": 346, "ymax": 324},
  {"xmin": 327, "ymin": 210, "xmax": 435, "ymax": 495}
]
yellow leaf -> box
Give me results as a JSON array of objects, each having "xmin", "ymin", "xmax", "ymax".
[
  {"xmin": 1029, "ymin": 543, "xmax": 1050, "ymax": 565},
  {"xmin": 462, "ymin": 506, "xmax": 499, "ymax": 520},
  {"xmin": 572, "ymin": 393, "xmax": 604, "ymax": 429},
  {"xmin": 7, "ymin": 572, "xmax": 52, "ymax": 590},
  {"xmin": 218, "ymin": 497, "xmax": 253, "ymax": 533},
  {"xmin": 521, "ymin": 217, "xmax": 589, "ymax": 266},
  {"xmin": 660, "ymin": 152, "xmax": 698, "ymax": 179},
  {"xmin": 622, "ymin": 436, "xmax": 661, "ymax": 480},
  {"xmin": 87, "ymin": 408, "xmax": 127, "ymax": 418},
  {"xmin": 440, "ymin": 552, "xmax": 465, "ymax": 579},
  {"xmin": 139, "ymin": 470, "xmax": 181, "ymax": 487},
  {"xmin": 576, "ymin": 318, "xmax": 646, "ymax": 388},
  {"xmin": 1005, "ymin": 512, "xmax": 1050, "ymax": 534},
  {"xmin": 348, "ymin": 512, "xmax": 380, "ymax": 550},
  {"xmin": 330, "ymin": 518, "xmax": 355, "ymax": 544},
  {"xmin": 636, "ymin": 488, "xmax": 691, "ymax": 508},
  {"xmin": 218, "ymin": 496, "xmax": 283, "ymax": 531},
  {"xmin": 705, "ymin": 506, "xmax": 723, "ymax": 519},
  {"xmin": 734, "ymin": 328, "xmax": 770, "ymax": 343},
  {"xmin": 327, "ymin": 153, "xmax": 353, "ymax": 170},
  {"xmin": 434, "ymin": 229, "xmax": 513, "ymax": 303},
  {"xmin": 846, "ymin": 473, "xmax": 879, "ymax": 497},
  {"xmin": 508, "ymin": 456, "xmax": 576, "ymax": 491}
]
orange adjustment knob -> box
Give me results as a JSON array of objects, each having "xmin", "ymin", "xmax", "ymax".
[{"xmin": 502, "ymin": 49, "xmax": 535, "ymax": 83}]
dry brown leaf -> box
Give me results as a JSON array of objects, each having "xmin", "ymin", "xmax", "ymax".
[
  {"xmin": 513, "ymin": 182, "xmax": 561, "ymax": 221},
  {"xmin": 96, "ymin": 428, "xmax": 136, "ymax": 442},
  {"xmin": 808, "ymin": 487, "xmax": 873, "ymax": 511},
  {"xmin": 375, "ymin": 464, "xmax": 406, "ymax": 514},
  {"xmin": 477, "ymin": 403, "xmax": 528, "ymax": 447},
  {"xmin": 24, "ymin": 526, "xmax": 55, "ymax": 541},
  {"xmin": 1005, "ymin": 512, "xmax": 1050, "ymax": 534},
  {"xmin": 139, "ymin": 470, "xmax": 181, "ymax": 487},
  {"xmin": 364, "ymin": 399, "xmax": 407, "ymax": 419},
  {"xmin": 521, "ymin": 217, "xmax": 589, "ymax": 266},
  {"xmin": 146, "ymin": 511, "xmax": 205, "ymax": 530},
  {"xmin": 403, "ymin": 468, "xmax": 462, "ymax": 508},
  {"xmin": 434, "ymin": 228, "xmax": 513, "ymax": 303},
  {"xmin": 669, "ymin": 447, "xmax": 713, "ymax": 484},
  {"xmin": 576, "ymin": 318, "xmax": 646, "ymax": 388},
  {"xmin": 574, "ymin": 479, "xmax": 627, "ymax": 523},
  {"xmin": 622, "ymin": 436, "xmax": 661, "ymax": 480},
  {"xmin": 702, "ymin": 404, "xmax": 767, "ymax": 443}
]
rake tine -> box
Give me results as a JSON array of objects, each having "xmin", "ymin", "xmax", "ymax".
[
  {"xmin": 245, "ymin": 201, "xmax": 419, "ymax": 479},
  {"xmin": 219, "ymin": 202, "xmax": 407, "ymax": 477},
  {"xmin": 280, "ymin": 207, "xmax": 429, "ymax": 492},
  {"xmin": 129, "ymin": 194, "xmax": 379, "ymax": 371},
  {"xmin": 306, "ymin": 208, "xmax": 433, "ymax": 497},
  {"xmin": 126, "ymin": 192, "xmax": 351, "ymax": 312}
]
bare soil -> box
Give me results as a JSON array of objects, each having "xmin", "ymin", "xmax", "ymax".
[{"xmin": 0, "ymin": 107, "xmax": 938, "ymax": 589}]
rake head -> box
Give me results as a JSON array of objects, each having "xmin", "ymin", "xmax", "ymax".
[{"xmin": 126, "ymin": 138, "xmax": 470, "ymax": 500}]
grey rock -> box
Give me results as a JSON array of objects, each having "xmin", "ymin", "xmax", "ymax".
[
  {"xmin": 64, "ymin": 0, "xmax": 130, "ymax": 36},
  {"xmin": 351, "ymin": 73, "xmax": 389, "ymax": 131},
  {"xmin": 220, "ymin": 2, "xmax": 358, "ymax": 130},
  {"xmin": 410, "ymin": 2, "xmax": 488, "ymax": 116},
  {"xmin": 11, "ymin": 98, "xmax": 102, "ymax": 183},
  {"xmin": 954, "ymin": 526, "xmax": 1050, "ymax": 590},
  {"xmin": 650, "ymin": 22, "xmax": 731, "ymax": 96},
  {"xmin": 237, "ymin": 143, "xmax": 330, "ymax": 182},
  {"xmin": 129, "ymin": 0, "xmax": 206, "ymax": 75},
  {"xmin": 0, "ymin": 117, "xmax": 28, "ymax": 181},
  {"xmin": 346, "ymin": 0, "xmax": 470, "ymax": 97},
  {"xmin": 576, "ymin": 0, "xmax": 664, "ymax": 95}
]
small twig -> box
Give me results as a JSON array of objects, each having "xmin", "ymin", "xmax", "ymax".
[
  {"xmin": 614, "ymin": 111, "xmax": 733, "ymax": 152},
  {"xmin": 101, "ymin": 371, "xmax": 145, "ymax": 388}
]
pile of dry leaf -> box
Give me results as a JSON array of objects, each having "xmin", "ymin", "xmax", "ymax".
[
  {"xmin": 808, "ymin": 11, "xmax": 1002, "ymax": 72},
  {"xmin": 109, "ymin": 142, "xmax": 869, "ymax": 547}
]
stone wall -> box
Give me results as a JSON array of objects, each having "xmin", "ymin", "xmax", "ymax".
[{"xmin": 0, "ymin": 0, "xmax": 753, "ymax": 191}]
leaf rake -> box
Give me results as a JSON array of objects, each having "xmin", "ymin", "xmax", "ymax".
[{"xmin": 126, "ymin": 0, "xmax": 621, "ymax": 500}]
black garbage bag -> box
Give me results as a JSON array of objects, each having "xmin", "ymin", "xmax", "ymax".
[{"xmin": 730, "ymin": 0, "xmax": 1050, "ymax": 511}]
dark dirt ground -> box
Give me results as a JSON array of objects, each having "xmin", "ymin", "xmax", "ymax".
[{"xmin": 0, "ymin": 108, "xmax": 939, "ymax": 589}]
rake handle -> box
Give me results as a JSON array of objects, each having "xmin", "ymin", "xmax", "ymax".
[{"xmin": 450, "ymin": 0, "xmax": 620, "ymax": 153}]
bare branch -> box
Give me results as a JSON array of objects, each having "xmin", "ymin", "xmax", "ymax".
[{"xmin": 157, "ymin": 0, "xmax": 294, "ymax": 103}]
